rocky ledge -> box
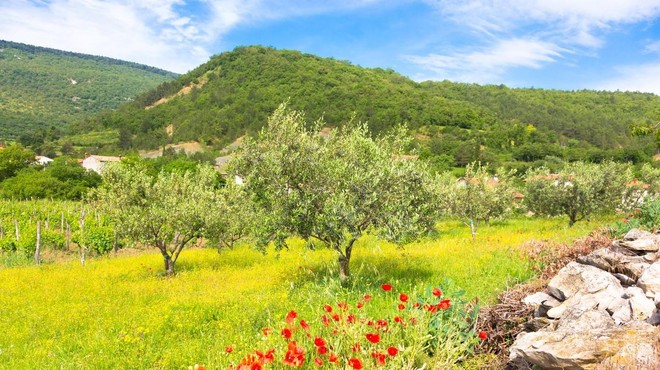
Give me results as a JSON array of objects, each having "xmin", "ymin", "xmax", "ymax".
[{"xmin": 510, "ymin": 229, "xmax": 660, "ymax": 369}]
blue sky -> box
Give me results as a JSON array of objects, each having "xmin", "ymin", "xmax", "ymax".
[{"xmin": 2, "ymin": 0, "xmax": 660, "ymax": 94}]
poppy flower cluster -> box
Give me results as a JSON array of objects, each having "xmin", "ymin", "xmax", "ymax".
[{"xmin": 225, "ymin": 283, "xmax": 485, "ymax": 369}]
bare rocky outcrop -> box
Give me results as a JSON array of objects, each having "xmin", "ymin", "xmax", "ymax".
[{"xmin": 510, "ymin": 229, "xmax": 660, "ymax": 369}]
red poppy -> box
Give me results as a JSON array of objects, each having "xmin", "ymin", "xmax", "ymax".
[
  {"xmin": 381, "ymin": 284, "xmax": 393, "ymax": 291},
  {"xmin": 399, "ymin": 293, "xmax": 409, "ymax": 302},
  {"xmin": 314, "ymin": 337, "xmax": 326, "ymax": 347},
  {"xmin": 322, "ymin": 315, "xmax": 330, "ymax": 327},
  {"xmin": 262, "ymin": 327, "xmax": 272, "ymax": 336},
  {"xmin": 376, "ymin": 319, "xmax": 388, "ymax": 329},
  {"xmin": 314, "ymin": 357, "xmax": 323, "ymax": 367},
  {"xmin": 256, "ymin": 349, "xmax": 275, "ymax": 364},
  {"xmin": 432, "ymin": 287, "xmax": 442, "ymax": 297},
  {"xmin": 394, "ymin": 316, "xmax": 403, "ymax": 323},
  {"xmin": 352, "ymin": 343, "xmax": 361, "ymax": 352},
  {"xmin": 348, "ymin": 357, "xmax": 363, "ymax": 369},
  {"xmin": 286, "ymin": 310, "xmax": 298, "ymax": 325},
  {"xmin": 281, "ymin": 328, "xmax": 292, "ymax": 339},
  {"xmin": 337, "ymin": 301, "xmax": 348, "ymax": 310},
  {"xmin": 323, "ymin": 304, "xmax": 333, "ymax": 313},
  {"xmin": 371, "ymin": 351, "xmax": 386, "ymax": 366},
  {"xmin": 413, "ymin": 302, "xmax": 420, "ymax": 308},
  {"xmin": 478, "ymin": 331, "xmax": 488, "ymax": 340},
  {"xmin": 329, "ymin": 353, "xmax": 339, "ymax": 363},
  {"xmin": 356, "ymin": 302, "xmax": 364, "ymax": 309},
  {"xmin": 193, "ymin": 365, "xmax": 206, "ymax": 370},
  {"xmin": 387, "ymin": 347, "xmax": 398, "ymax": 356},
  {"xmin": 331, "ymin": 314, "xmax": 340, "ymax": 321},
  {"xmin": 438, "ymin": 299, "xmax": 451, "ymax": 310},
  {"xmin": 300, "ymin": 320, "xmax": 310, "ymax": 331},
  {"xmin": 226, "ymin": 346, "xmax": 234, "ymax": 353},
  {"xmin": 397, "ymin": 303, "xmax": 405, "ymax": 310},
  {"xmin": 283, "ymin": 341, "xmax": 305, "ymax": 367},
  {"xmin": 347, "ymin": 314, "xmax": 356, "ymax": 324},
  {"xmin": 366, "ymin": 333, "xmax": 380, "ymax": 344},
  {"xmin": 363, "ymin": 294, "xmax": 372, "ymax": 302},
  {"xmin": 317, "ymin": 346, "xmax": 328, "ymax": 355}
]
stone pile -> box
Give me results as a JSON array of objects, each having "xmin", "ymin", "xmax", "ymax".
[{"xmin": 510, "ymin": 228, "xmax": 660, "ymax": 369}]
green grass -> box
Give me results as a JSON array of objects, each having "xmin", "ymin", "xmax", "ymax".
[{"xmin": 0, "ymin": 217, "xmax": 608, "ymax": 369}]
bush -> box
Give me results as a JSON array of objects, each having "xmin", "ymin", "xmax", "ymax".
[
  {"xmin": 14, "ymin": 227, "xmax": 66, "ymax": 256},
  {"xmin": 612, "ymin": 198, "xmax": 660, "ymax": 236},
  {"xmin": 73, "ymin": 226, "xmax": 117, "ymax": 255}
]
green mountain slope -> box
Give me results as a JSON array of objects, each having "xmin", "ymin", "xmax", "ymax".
[
  {"xmin": 0, "ymin": 40, "xmax": 177, "ymax": 140},
  {"xmin": 82, "ymin": 46, "xmax": 658, "ymax": 167}
]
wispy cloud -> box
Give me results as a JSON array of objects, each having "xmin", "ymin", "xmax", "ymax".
[
  {"xmin": 0, "ymin": 0, "xmax": 389, "ymax": 73},
  {"xmin": 403, "ymin": 1, "xmax": 660, "ymax": 87},
  {"xmin": 645, "ymin": 40, "xmax": 660, "ymax": 54},
  {"xmin": 406, "ymin": 38, "xmax": 566, "ymax": 83},
  {"xmin": 595, "ymin": 63, "xmax": 660, "ymax": 95},
  {"xmin": 430, "ymin": 0, "xmax": 660, "ymax": 47}
]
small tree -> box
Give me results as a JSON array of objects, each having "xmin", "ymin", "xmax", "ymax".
[
  {"xmin": 205, "ymin": 182, "xmax": 254, "ymax": 250},
  {"xmin": 438, "ymin": 162, "xmax": 517, "ymax": 239},
  {"xmin": 230, "ymin": 104, "xmax": 439, "ymax": 282},
  {"xmin": 93, "ymin": 162, "xmax": 218, "ymax": 275},
  {"xmin": 525, "ymin": 161, "xmax": 632, "ymax": 225}
]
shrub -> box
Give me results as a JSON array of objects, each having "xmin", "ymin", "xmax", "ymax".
[
  {"xmin": 612, "ymin": 198, "xmax": 660, "ymax": 236},
  {"xmin": 73, "ymin": 226, "xmax": 117, "ymax": 255}
]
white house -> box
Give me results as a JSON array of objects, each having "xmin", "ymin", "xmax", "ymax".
[
  {"xmin": 35, "ymin": 155, "xmax": 53, "ymax": 166},
  {"xmin": 81, "ymin": 155, "xmax": 121, "ymax": 174}
]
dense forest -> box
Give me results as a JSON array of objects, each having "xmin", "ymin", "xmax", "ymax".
[
  {"xmin": 77, "ymin": 46, "xmax": 658, "ymax": 171},
  {"xmin": 0, "ymin": 40, "xmax": 177, "ymax": 141}
]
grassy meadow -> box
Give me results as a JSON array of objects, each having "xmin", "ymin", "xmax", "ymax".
[{"xmin": 0, "ymin": 217, "xmax": 610, "ymax": 369}]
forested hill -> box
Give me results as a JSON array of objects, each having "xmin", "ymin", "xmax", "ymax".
[
  {"xmin": 82, "ymin": 46, "xmax": 658, "ymax": 167},
  {"xmin": 0, "ymin": 40, "xmax": 177, "ymax": 141}
]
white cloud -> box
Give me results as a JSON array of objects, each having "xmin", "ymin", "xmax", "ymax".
[
  {"xmin": 0, "ymin": 0, "xmax": 390, "ymax": 73},
  {"xmin": 645, "ymin": 40, "xmax": 660, "ymax": 54},
  {"xmin": 0, "ymin": 0, "xmax": 213, "ymax": 72},
  {"xmin": 430, "ymin": 0, "xmax": 660, "ymax": 46},
  {"xmin": 596, "ymin": 63, "xmax": 660, "ymax": 95},
  {"xmin": 406, "ymin": 38, "xmax": 566, "ymax": 83}
]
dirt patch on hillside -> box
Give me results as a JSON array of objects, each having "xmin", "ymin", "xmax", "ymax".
[
  {"xmin": 139, "ymin": 141, "xmax": 205, "ymax": 158},
  {"xmin": 145, "ymin": 78, "xmax": 207, "ymax": 110}
]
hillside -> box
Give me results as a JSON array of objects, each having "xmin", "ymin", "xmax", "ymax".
[
  {"xmin": 0, "ymin": 40, "xmax": 177, "ymax": 141},
  {"xmin": 81, "ymin": 46, "xmax": 658, "ymax": 167}
]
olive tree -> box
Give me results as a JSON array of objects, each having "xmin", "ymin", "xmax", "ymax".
[
  {"xmin": 204, "ymin": 181, "xmax": 254, "ymax": 250},
  {"xmin": 525, "ymin": 161, "xmax": 632, "ymax": 225},
  {"xmin": 93, "ymin": 162, "xmax": 218, "ymax": 275},
  {"xmin": 438, "ymin": 162, "xmax": 518, "ymax": 239},
  {"xmin": 230, "ymin": 104, "xmax": 439, "ymax": 282}
]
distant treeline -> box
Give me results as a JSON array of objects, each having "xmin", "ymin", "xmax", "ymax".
[
  {"xmin": 77, "ymin": 46, "xmax": 657, "ymax": 171},
  {"xmin": 0, "ymin": 40, "xmax": 177, "ymax": 78}
]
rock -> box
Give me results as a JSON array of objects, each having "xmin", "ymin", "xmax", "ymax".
[
  {"xmin": 645, "ymin": 252, "xmax": 659, "ymax": 263},
  {"xmin": 620, "ymin": 238, "xmax": 660, "ymax": 252},
  {"xmin": 510, "ymin": 320, "xmax": 660, "ymax": 370},
  {"xmin": 523, "ymin": 292, "xmax": 561, "ymax": 308},
  {"xmin": 595, "ymin": 323, "xmax": 660, "ymax": 370},
  {"xmin": 613, "ymin": 272, "xmax": 636, "ymax": 286},
  {"xmin": 623, "ymin": 228, "xmax": 654, "ymax": 241},
  {"xmin": 610, "ymin": 302, "xmax": 632, "ymax": 324},
  {"xmin": 524, "ymin": 317, "xmax": 554, "ymax": 332},
  {"xmin": 649, "ymin": 309, "xmax": 660, "ymax": 326},
  {"xmin": 626, "ymin": 287, "xmax": 657, "ymax": 321},
  {"xmin": 547, "ymin": 262, "xmax": 623, "ymax": 301},
  {"xmin": 556, "ymin": 307, "xmax": 614, "ymax": 331},
  {"xmin": 638, "ymin": 261, "xmax": 660, "ymax": 299},
  {"xmin": 576, "ymin": 248, "xmax": 650, "ymax": 281}
]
